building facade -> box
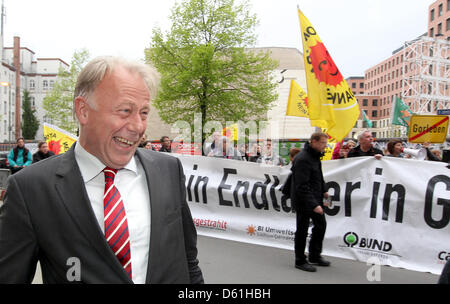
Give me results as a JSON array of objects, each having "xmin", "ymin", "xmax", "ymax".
[
  {"xmin": 428, "ymin": 0, "xmax": 450, "ymax": 40},
  {"xmin": 0, "ymin": 36, "xmax": 68, "ymax": 142},
  {"xmin": 349, "ymin": 0, "xmax": 450, "ymax": 140}
]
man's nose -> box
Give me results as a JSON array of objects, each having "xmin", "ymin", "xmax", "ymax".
[{"xmin": 128, "ymin": 114, "xmax": 146, "ymax": 134}]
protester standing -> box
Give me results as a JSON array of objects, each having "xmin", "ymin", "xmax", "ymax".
[
  {"xmin": 386, "ymin": 140, "xmax": 406, "ymax": 158},
  {"xmin": 347, "ymin": 130, "xmax": 383, "ymax": 159},
  {"xmin": 210, "ymin": 136, "xmax": 243, "ymax": 160},
  {"xmin": 290, "ymin": 132, "xmax": 330, "ymax": 272},
  {"xmin": 7, "ymin": 138, "xmax": 32, "ymax": 174},
  {"xmin": 32, "ymin": 141, "xmax": 55, "ymax": 163},
  {"xmin": 158, "ymin": 136, "xmax": 172, "ymax": 153}
]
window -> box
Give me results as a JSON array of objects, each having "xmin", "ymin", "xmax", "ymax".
[
  {"xmin": 49, "ymin": 80, "xmax": 54, "ymax": 88},
  {"xmin": 360, "ymin": 83, "xmax": 364, "ymax": 89},
  {"xmin": 438, "ymin": 23, "xmax": 442, "ymax": 35},
  {"xmin": 31, "ymin": 97, "xmax": 35, "ymax": 107},
  {"xmin": 352, "ymin": 83, "xmax": 356, "ymax": 89},
  {"xmin": 363, "ymin": 99, "xmax": 368, "ymax": 106},
  {"xmin": 372, "ymin": 111, "xmax": 377, "ymax": 117},
  {"xmin": 43, "ymin": 80, "xmax": 48, "ymax": 90},
  {"xmin": 448, "ymin": 0, "xmax": 450, "ymax": 11},
  {"xmin": 372, "ymin": 99, "xmax": 378, "ymax": 106},
  {"xmin": 430, "ymin": 27, "xmax": 434, "ymax": 37},
  {"xmin": 29, "ymin": 80, "xmax": 35, "ymax": 89},
  {"xmin": 447, "ymin": 18, "xmax": 450, "ymax": 31},
  {"xmin": 439, "ymin": 4, "xmax": 443, "ymax": 17},
  {"xmin": 432, "ymin": 8, "xmax": 435, "ymax": 21}
]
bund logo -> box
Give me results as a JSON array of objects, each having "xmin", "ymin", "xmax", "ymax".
[
  {"xmin": 247, "ymin": 225, "xmax": 256, "ymax": 236},
  {"xmin": 343, "ymin": 232, "xmax": 359, "ymax": 247}
]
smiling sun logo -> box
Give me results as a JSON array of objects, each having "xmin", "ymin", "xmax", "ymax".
[
  {"xmin": 247, "ymin": 225, "xmax": 256, "ymax": 236},
  {"xmin": 308, "ymin": 42, "xmax": 344, "ymax": 87},
  {"xmin": 48, "ymin": 139, "xmax": 62, "ymax": 155}
]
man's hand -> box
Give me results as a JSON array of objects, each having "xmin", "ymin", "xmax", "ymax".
[
  {"xmin": 374, "ymin": 154, "xmax": 383, "ymax": 160},
  {"xmin": 313, "ymin": 206, "xmax": 324, "ymax": 215}
]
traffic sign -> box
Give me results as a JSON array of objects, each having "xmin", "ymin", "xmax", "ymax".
[
  {"xmin": 408, "ymin": 115, "xmax": 449, "ymax": 143},
  {"xmin": 437, "ymin": 109, "xmax": 450, "ymax": 115}
]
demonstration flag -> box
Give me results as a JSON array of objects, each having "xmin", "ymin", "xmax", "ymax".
[
  {"xmin": 43, "ymin": 123, "xmax": 78, "ymax": 155},
  {"xmin": 286, "ymin": 80, "xmax": 309, "ymax": 118},
  {"xmin": 298, "ymin": 8, "xmax": 360, "ymax": 142},
  {"xmin": 362, "ymin": 110, "xmax": 373, "ymax": 128},
  {"xmin": 223, "ymin": 123, "xmax": 238, "ymax": 141},
  {"xmin": 392, "ymin": 97, "xmax": 413, "ymax": 128}
]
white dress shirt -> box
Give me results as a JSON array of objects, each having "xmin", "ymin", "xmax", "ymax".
[{"xmin": 74, "ymin": 142, "xmax": 151, "ymax": 284}]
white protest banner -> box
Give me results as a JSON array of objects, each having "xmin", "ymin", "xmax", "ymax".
[{"xmin": 174, "ymin": 155, "xmax": 450, "ymax": 275}]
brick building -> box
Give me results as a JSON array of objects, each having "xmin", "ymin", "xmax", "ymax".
[
  {"xmin": 348, "ymin": 0, "xmax": 450, "ymax": 139},
  {"xmin": 428, "ymin": 0, "xmax": 450, "ymax": 40}
]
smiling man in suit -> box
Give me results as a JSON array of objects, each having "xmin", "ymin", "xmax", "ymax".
[{"xmin": 0, "ymin": 56, "xmax": 204, "ymax": 284}]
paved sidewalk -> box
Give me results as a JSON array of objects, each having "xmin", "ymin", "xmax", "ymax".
[{"xmin": 32, "ymin": 235, "xmax": 440, "ymax": 284}]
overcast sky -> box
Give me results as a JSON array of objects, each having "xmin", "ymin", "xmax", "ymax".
[{"xmin": 2, "ymin": 0, "xmax": 431, "ymax": 77}]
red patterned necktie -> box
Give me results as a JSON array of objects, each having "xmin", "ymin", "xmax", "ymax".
[{"xmin": 103, "ymin": 167, "xmax": 132, "ymax": 279}]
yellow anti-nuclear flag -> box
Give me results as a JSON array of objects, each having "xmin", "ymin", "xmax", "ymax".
[
  {"xmin": 43, "ymin": 123, "xmax": 78, "ymax": 155},
  {"xmin": 286, "ymin": 80, "xmax": 309, "ymax": 118},
  {"xmin": 223, "ymin": 123, "xmax": 239, "ymax": 141},
  {"xmin": 286, "ymin": 80, "xmax": 328, "ymax": 129},
  {"xmin": 298, "ymin": 8, "xmax": 360, "ymax": 142}
]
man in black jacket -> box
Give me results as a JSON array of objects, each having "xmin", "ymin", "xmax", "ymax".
[
  {"xmin": 347, "ymin": 130, "xmax": 383, "ymax": 159},
  {"xmin": 158, "ymin": 136, "xmax": 172, "ymax": 153},
  {"xmin": 291, "ymin": 132, "xmax": 330, "ymax": 272}
]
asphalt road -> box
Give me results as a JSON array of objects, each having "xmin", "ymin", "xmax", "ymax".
[{"xmin": 31, "ymin": 235, "xmax": 440, "ymax": 284}]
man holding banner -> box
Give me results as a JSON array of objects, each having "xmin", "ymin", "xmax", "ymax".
[{"xmin": 291, "ymin": 132, "xmax": 330, "ymax": 272}]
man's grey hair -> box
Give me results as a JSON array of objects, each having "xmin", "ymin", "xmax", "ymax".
[
  {"xmin": 73, "ymin": 56, "xmax": 160, "ymax": 112},
  {"xmin": 357, "ymin": 130, "xmax": 371, "ymax": 141}
]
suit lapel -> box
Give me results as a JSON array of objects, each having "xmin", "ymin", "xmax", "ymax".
[
  {"xmin": 136, "ymin": 149, "xmax": 165, "ymax": 284},
  {"xmin": 55, "ymin": 144, "xmax": 132, "ymax": 283}
]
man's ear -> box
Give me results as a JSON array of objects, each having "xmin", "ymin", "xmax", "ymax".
[{"xmin": 74, "ymin": 96, "xmax": 89, "ymax": 125}]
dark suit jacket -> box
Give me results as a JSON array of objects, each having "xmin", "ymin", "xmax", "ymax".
[
  {"xmin": 0, "ymin": 144, "xmax": 203, "ymax": 284},
  {"xmin": 290, "ymin": 144, "xmax": 326, "ymax": 212}
]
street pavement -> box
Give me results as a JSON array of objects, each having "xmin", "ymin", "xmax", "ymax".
[{"xmin": 32, "ymin": 235, "xmax": 440, "ymax": 284}]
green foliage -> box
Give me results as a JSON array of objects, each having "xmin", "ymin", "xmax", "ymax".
[
  {"xmin": 42, "ymin": 49, "xmax": 90, "ymax": 134},
  {"xmin": 146, "ymin": 0, "xmax": 279, "ymax": 139},
  {"xmin": 21, "ymin": 90, "xmax": 39, "ymax": 140}
]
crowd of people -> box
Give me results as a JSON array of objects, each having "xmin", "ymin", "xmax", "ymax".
[{"xmin": 4, "ymin": 128, "xmax": 447, "ymax": 177}]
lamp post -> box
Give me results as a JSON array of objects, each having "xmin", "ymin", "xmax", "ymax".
[{"xmin": 0, "ymin": 81, "xmax": 12, "ymax": 142}]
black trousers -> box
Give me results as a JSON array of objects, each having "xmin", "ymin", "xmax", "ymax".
[{"xmin": 295, "ymin": 208, "xmax": 327, "ymax": 264}]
